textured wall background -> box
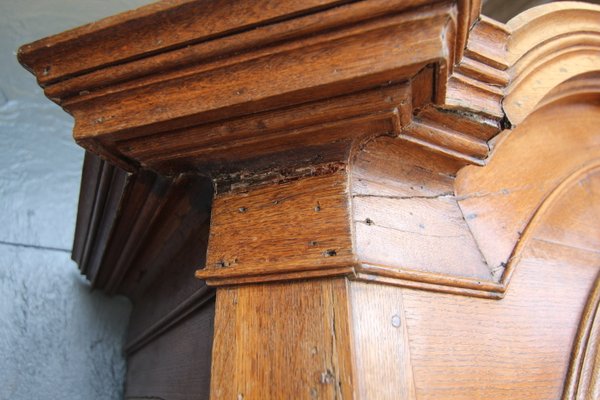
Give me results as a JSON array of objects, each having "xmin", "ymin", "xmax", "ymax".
[{"xmin": 0, "ymin": 1, "xmax": 152, "ymax": 399}]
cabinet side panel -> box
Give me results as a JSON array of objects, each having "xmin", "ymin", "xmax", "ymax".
[{"xmin": 125, "ymin": 299, "xmax": 215, "ymax": 400}]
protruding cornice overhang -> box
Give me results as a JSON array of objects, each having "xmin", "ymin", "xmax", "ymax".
[
  {"xmin": 18, "ymin": 1, "xmax": 600, "ymax": 301},
  {"xmin": 19, "ymin": 0, "xmax": 499, "ymax": 175}
]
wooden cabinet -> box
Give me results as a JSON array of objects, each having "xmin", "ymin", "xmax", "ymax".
[{"xmin": 18, "ymin": 1, "xmax": 600, "ymax": 398}]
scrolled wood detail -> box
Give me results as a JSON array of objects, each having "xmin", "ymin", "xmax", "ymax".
[
  {"xmin": 503, "ymin": 2, "xmax": 600, "ymax": 124},
  {"xmin": 352, "ymin": 76, "xmax": 600, "ymax": 298}
]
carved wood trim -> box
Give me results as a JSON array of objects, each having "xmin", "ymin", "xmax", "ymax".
[
  {"xmin": 564, "ymin": 273, "xmax": 600, "ymax": 400},
  {"xmin": 504, "ymin": 2, "xmax": 600, "ymax": 124},
  {"xmin": 18, "ymin": 0, "xmax": 513, "ymax": 176},
  {"xmin": 18, "ymin": 1, "xmax": 600, "ymax": 298}
]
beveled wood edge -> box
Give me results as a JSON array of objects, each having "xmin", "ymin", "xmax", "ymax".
[
  {"xmin": 196, "ymin": 263, "xmax": 504, "ymax": 299},
  {"xmin": 197, "ymin": 159, "xmax": 600, "ymax": 300},
  {"xmin": 199, "ymin": 266, "xmax": 357, "ymax": 287},
  {"xmin": 124, "ymin": 285, "xmax": 215, "ymax": 355}
]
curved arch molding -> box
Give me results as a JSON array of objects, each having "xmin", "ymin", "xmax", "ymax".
[
  {"xmin": 504, "ymin": 2, "xmax": 600, "ymax": 124},
  {"xmin": 564, "ymin": 273, "xmax": 600, "ymax": 400},
  {"xmin": 455, "ymin": 90, "xmax": 600, "ymax": 289}
]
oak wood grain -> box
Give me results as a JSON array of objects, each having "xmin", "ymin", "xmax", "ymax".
[
  {"xmin": 211, "ymin": 279, "xmax": 354, "ymax": 399},
  {"xmin": 351, "ymin": 138, "xmax": 491, "ymax": 280},
  {"xmin": 16, "ymin": 2, "xmax": 600, "ymax": 399},
  {"xmin": 349, "ymin": 281, "xmax": 417, "ymax": 400},
  {"xmin": 456, "ymin": 98, "xmax": 600, "ymax": 280},
  {"xmin": 197, "ymin": 171, "xmax": 355, "ymax": 285},
  {"xmin": 19, "ymin": 0, "xmax": 361, "ymax": 85},
  {"xmin": 399, "ymin": 165, "xmax": 600, "ymax": 399}
]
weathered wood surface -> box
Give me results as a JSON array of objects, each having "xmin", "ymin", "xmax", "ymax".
[
  {"xmin": 211, "ymin": 278, "xmax": 354, "ymax": 399},
  {"xmin": 197, "ymin": 172, "xmax": 354, "ymax": 285},
  {"xmin": 18, "ymin": 0, "xmax": 494, "ymax": 174},
  {"xmin": 17, "ymin": 0, "xmax": 600, "ymax": 399}
]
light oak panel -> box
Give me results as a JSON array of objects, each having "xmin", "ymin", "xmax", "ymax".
[
  {"xmin": 402, "ymin": 257, "xmax": 597, "ymax": 399},
  {"xmin": 357, "ymin": 162, "xmax": 600, "ymax": 399},
  {"xmin": 211, "ymin": 279, "xmax": 354, "ymax": 399},
  {"xmin": 349, "ymin": 281, "xmax": 416, "ymax": 400},
  {"xmin": 456, "ymin": 99, "xmax": 600, "ymax": 279}
]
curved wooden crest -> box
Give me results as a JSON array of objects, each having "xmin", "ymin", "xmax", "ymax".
[{"xmin": 504, "ymin": 2, "xmax": 600, "ymax": 124}]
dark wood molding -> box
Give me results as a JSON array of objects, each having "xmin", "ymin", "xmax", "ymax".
[{"xmin": 72, "ymin": 152, "xmax": 213, "ymax": 294}]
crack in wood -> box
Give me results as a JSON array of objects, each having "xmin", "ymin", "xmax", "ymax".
[
  {"xmin": 355, "ymin": 219, "xmax": 469, "ymax": 238},
  {"xmin": 352, "ymin": 192, "xmax": 454, "ymax": 200}
]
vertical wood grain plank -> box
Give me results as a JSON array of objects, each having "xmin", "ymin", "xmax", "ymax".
[
  {"xmin": 211, "ymin": 278, "xmax": 354, "ymax": 399},
  {"xmin": 349, "ymin": 281, "xmax": 416, "ymax": 400}
]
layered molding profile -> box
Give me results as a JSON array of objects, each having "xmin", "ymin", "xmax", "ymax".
[
  {"xmin": 73, "ymin": 152, "xmax": 213, "ymax": 294},
  {"xmin": 71, "ymin": 151, "xmax": 215, "ymax": 360},
  {"xmin": 18, "ymin": 0, "xmax": 493, "ymax": 174},
  {"xmin": 18, "ymin": 0, "xmax": 600, "ymax": 299},
  {"xmin": 18, "ymin": 1, "xmax": 600, "ymax": 398},
  {"xmin": 564, "ymin": 274, "xmax": 600, "ymax": 399}
]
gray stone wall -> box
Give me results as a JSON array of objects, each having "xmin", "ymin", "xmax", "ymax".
[{"xmin": 0, "ymin": 1, "xmax": 152, "ymax": 399}]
